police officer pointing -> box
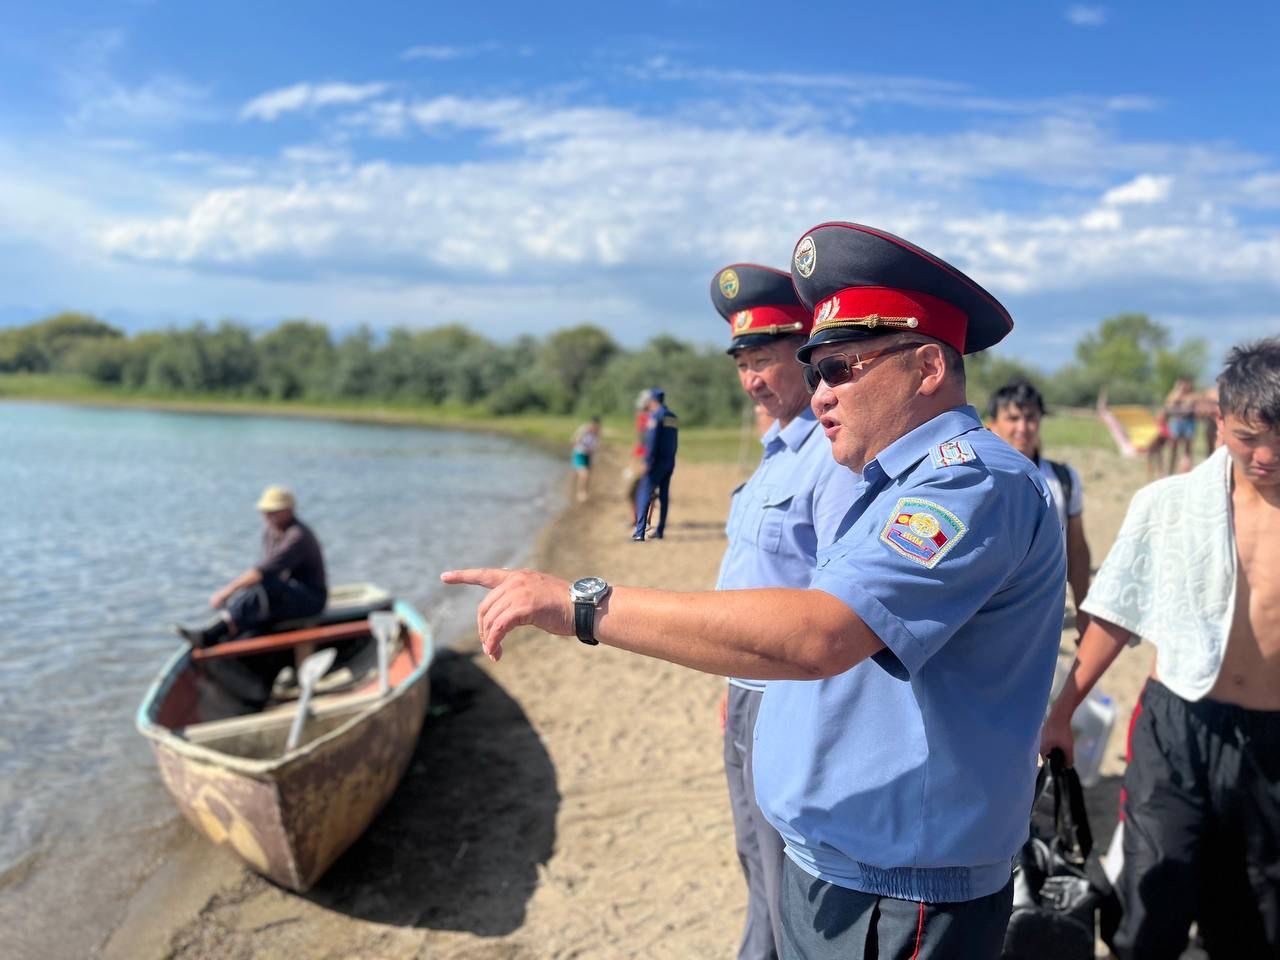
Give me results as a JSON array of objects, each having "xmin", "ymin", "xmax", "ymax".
[
  {"xmin": 711, "ymin": 263, "xmax": 862, "ymax": 960},
  {"xmin": 444, "ymin": 222, "xmax": 1066, "ymax": 959}
]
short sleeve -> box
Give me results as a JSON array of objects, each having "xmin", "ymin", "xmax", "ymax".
[
  {"xmin": 810, "ymin": 467, "xmax": 1027, "ymax": 677},
  {"xmin": 1067, "ymin": 464, "xmax": 1084, "ymax": 517}
]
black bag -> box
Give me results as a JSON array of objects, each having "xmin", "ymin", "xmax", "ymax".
[{"xmin": 1001, "ymin": 750, "xmax": 1108, "ymax": 960}]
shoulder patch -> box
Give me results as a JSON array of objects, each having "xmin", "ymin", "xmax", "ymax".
[
  {"xmin": 879, "ymin": 496, "xmax": 967, "ymax": 568},
  {"xmin": 929, "ymin": 439, "xmax": 978, "ymax": 469}
]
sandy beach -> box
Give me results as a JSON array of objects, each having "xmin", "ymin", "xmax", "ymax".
[{"xmin": 103, "ymin": 442, "xmax": 1156, "ymax": 960}]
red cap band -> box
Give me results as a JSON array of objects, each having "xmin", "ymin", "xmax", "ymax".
[
  {"xmin": 728, "ymin": 303, "xmax": 813, "ymax": 339},
  {"xmin": 810, "ymin": 287, "xmax": 968, "ymax": 354}
]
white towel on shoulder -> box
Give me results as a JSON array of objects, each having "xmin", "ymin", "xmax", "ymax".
[{"xmin": 1080, "ymin": 446, "xmax": 1236, "ymax": 702}]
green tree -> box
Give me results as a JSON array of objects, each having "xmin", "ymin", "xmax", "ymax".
[
  {"xmin": 534, "ymin": 325, "xmax": 618, "ymax": 413},
  {"xmin": 1060, "ymin": 313, "xmax": 1209, "ymax": 405},
  {"xmin": 255, "ymin": 320, "xmax": 335, "ymax": 399},
  {"xmin": 333, "ymin": 326, "xmax": 379, "ymax": 398},
  {"xmin": 203, "ymin": 322, "xmax": 258, "ymax": 391}
]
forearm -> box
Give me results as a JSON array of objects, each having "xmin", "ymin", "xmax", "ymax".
[
  {"xmin": 223, "ymin": 567, "xmax": 264, "ymax": 595},
  {"xmin": 1066, "ymin": 518, "xmax": 1091, "ymax": 611},
  {"xmin": 595, "ymin": 586, "xmax": 882, "ymax": 680},
  {"xmin": 1049, "ymin": 617, "xmax": 1131, "ymax": 717}
]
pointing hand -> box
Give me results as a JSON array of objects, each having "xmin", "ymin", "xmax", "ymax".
[{"xmin": 440, "ymin": 568, "xmax": 574, "ymax": 661}]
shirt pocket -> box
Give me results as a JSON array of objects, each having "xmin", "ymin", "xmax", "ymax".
[{"xmin": 754, "ymin": 488, "xmax": 795, "ymax": 554}]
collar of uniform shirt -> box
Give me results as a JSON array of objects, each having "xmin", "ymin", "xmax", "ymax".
[
  {"xmin": 868, "ymin": 404, "xmax": 985, "ymax": 479},
  {"xmin": 767, "ymin": 406, "xmax": 822, "ymax": 453}
]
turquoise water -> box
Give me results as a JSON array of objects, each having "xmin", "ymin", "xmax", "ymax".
[{"xmin": 0, "ymin": 401, "xmax": 563, "ymax": 956}]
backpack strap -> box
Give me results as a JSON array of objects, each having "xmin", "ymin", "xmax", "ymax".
[{"xmin": 1047, "ymin": 459, "xmax": 1074, "ymax": 513}]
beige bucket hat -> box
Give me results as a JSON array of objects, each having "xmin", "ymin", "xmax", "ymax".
[{"xmin": 255, "ymin": 484, "xmax": 296, "ymax": 512}]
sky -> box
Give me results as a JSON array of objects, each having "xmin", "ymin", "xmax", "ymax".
[{"xmin": 1, "ymin": 1, "xmax": 1277, "ymax": 367}]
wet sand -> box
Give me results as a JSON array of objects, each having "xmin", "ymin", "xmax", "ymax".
[{"xmin": 102, "ymin": 443, "xmax": 1157, "ymax": 960}]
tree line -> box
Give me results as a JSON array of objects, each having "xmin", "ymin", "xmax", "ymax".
[{"xmin": 0, "ymin": 311, "xmax": 1207, "ymax": 426}]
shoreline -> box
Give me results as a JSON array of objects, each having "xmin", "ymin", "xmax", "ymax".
[{"xmin": 0, "ymin": 388, "xmax": 577, "ymax": 458}]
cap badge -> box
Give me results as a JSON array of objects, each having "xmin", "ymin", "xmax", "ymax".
[
  {"xmin": 794, "ymin": 236, "xmax": 816, "ymax": 278},
  {"xmin": 719, "ymin": 269, "xmax": 740, "ymax": 299},
  {"xmin": 733, "ymin": 310, "xmax": 752, "ymax": 332},
  {"xmin": 815, "ymin": 295, "xmax": 840, "ymax": 324}
]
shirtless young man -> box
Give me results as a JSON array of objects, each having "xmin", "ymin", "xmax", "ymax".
[{"xmin": 1041, "ymin": 337, "xmax": 1280, "ymax": 959}]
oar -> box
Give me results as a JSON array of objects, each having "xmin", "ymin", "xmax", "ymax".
[
  {"xmin": 368, "ymin": 611, "xmax": 400, "ymax": 696},
  {"xmin": 284, "ymin": 647, "xmax": 337, "ymax": 753}
]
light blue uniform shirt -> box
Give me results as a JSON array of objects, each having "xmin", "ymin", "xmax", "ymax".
[
  {"xmin": 717, "ymin": 409, "xmax": 862, "ymax": 691},
  {"xmin": 754, "ymin": 405, "xmax": 1065, "ymax": 903}
]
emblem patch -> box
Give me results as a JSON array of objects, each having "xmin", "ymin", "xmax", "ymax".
[
  {"xmin": 815, "ymin": 295, "xmax": 840, "ymax": 324},
  {"xmin": 733, "ymin": 310, "xmax": 752, "ymax": 331},
  {"xmin": 879, "ymin": 497, "xmax": 966, "ymax": 568},
  {"xmin": 794, "ymin": 235, "xmax": 816, "ymax": 278},
  {"xmin": 719, "ymin": 269, "xmax": 740, "ymax": 299},
  {"xmin": 929, "ymin": 440, "xmax": 978, "ymax": 469}
]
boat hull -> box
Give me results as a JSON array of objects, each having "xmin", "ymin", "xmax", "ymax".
[
  {"xmin": 138, "ymin": 597, "xmax": 433, "ymax": 892},
  {"xmin": 150, "ymin": 678, "xmax": 427, "ymax": 890}
]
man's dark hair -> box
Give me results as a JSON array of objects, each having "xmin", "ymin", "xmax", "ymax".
[
  {"xmin": 987, "ymin": 377, "xmax": 1046, "ymax": 420},
  {"xmin": 1218, "ymin": 337, "xmax": 1280, "ymax": 429}
]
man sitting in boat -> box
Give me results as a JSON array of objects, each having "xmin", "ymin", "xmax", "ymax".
[{"xmin": 176, "ymin": 484, "xmax": 328, "ymax": 649}]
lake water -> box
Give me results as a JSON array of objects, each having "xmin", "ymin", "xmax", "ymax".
[{"xmin": 0, "ymin": 401, "xmax": 564, "ymax": 958}]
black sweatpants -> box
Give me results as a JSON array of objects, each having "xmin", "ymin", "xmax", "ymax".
[
  {"xmin": 780, "ymin": 858, "xmax": 1012, "ymax": 959},
  {"xmin": 1115, "ymin": 679, "xmax": 1280, "ymax": 959}
]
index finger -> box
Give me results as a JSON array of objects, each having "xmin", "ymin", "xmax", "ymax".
[{"xmin": 440, "ymin": 568, "xmax": 511, "ymax": 589}]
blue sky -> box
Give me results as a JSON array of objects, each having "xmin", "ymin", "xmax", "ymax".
[{"xmin": 1, "ymin": 1, "xmax": 1277, "ymax": 366}]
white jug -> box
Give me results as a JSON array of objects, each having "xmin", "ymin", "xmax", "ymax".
[{"xmin": 1070, "ymin": 689, "xmax": 1116, "ymax": 788}]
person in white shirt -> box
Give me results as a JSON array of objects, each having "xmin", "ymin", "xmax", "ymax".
[{"xmin": 1040, "ymin": 338, "xmax": 1280, "ymax": 959}]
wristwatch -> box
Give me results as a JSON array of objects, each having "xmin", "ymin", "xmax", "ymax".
[{"xmin": 569, "ymin": 576, "xmax": 611, "ymax": 646}]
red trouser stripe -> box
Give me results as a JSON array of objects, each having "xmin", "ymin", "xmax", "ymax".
[
  {"xmin": 1118, "ymin": 682, "xmax": 1147, "ymax": 821},
  {"xmin": 910, "ymin": 901, "xmax": 926, "ymax": 958}
]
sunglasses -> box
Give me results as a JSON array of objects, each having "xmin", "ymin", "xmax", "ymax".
[{"xmin": 802, "ymin": 342, "xmax": 923, "ymax": 393}]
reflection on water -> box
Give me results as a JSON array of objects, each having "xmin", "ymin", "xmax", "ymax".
[{"xmin": 0, "ymin": 401, "xmax": 562, "ymax": 956}]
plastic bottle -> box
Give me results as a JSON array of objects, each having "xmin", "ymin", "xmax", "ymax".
[{"xmin": 1070, "ymin": 690, "xmax": 1116, "ymax": 788}]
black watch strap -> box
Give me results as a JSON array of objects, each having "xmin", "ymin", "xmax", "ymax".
[{"xmin": 574, "ymin": 600, "xmax": 600, "ymax": 645}]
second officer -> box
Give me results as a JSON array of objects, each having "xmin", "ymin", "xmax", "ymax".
[{"xmin": 710, "ymin": 263, "xmax": 861, "ymax": 960}]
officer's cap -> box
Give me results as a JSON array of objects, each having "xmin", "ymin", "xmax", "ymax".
[
  {"xmin": 791, "ymin": 222, "xmax": 1013, "ymax": 364},
  {"xmin": 710, "ymin": 264, "xmax": 812, "ymax": 355},
  {"xmin": 650, "ymin": 388, "xmax": 665, "ymax": 402}
]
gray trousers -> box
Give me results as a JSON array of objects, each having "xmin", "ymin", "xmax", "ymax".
[
  {"xmin": 725, "ymin": 684, "xmax": 786, "ymax": 960},
  {"xmin": 780, "ymin": 858, "xmax": 1012, "ymax": 959}
]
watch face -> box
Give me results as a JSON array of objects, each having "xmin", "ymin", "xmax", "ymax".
[{"xmin": 571, "ymin": 576, "xmax": 609, "ymax": 601}]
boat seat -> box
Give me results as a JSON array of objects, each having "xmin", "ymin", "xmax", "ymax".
[
  {"xmin": 181, "ymin": 690, "xmax": 386, "ymax": 745},
  {"xmin": 253, "ymin": 582, "xmax": 394, "ymax": 636}
]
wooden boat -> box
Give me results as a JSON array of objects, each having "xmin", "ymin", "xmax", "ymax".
[{"xmin": 136, "ymin": 583, "xmax": 434, "ymax": 892}]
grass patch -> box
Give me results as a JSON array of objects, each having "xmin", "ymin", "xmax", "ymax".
[{"xmin": 1040, "ymin": 411, "xmax": 1115, "ymax": 452}]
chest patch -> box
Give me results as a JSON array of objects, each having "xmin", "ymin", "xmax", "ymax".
[
  {"xmin": 929, "ymin": 439, "xmax": 977, "ymax": 469},
  {"xmin": 879, "ymin": 497, "xmax": 967, "ymax": 568}
]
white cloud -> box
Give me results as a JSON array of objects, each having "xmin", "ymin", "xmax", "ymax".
[
  {"xmin": 240, "ymin": 82, "xmax": 388, "ymax": 122},
  {"xmin": 400, "ymin": 43, "xmax": 499, "ymax": 61},
  {"xmin": 1081, "ymin": 208, "xmax": 1122, "ymax": 230},
  {"xmin": 58, "ymin": 30, "xmax": 212, "ymax": 131},
  {"xmin": 96, "ymin": 95, "xmax": 1280, "ymax": 315},
  {"xmin": 5, "ymin": 63, "xmax": 1277, "ymax": 356},
  {"xmin": 630, "ymin": 59, "xmax": 1152, "ymax": 118},
  {"xmin": 1066, "ymin": 6, "xmax": 1108, "ymax": 26},
  {"xmin": 1103, "ymin": 174, "xmax": 1174, "ymax": 205}
]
